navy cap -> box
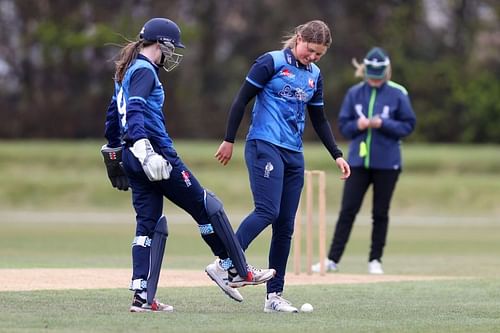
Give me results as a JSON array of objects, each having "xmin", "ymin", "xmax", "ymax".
[
  {"xmin": 140, "ymin": 18, "xmax": 185, "ymax": 48},
  {"xmin": 363, "ymin": 47, "xmax": 390, "ymax": 79}
]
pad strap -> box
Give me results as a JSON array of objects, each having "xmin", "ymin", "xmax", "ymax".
[
  {"xmin": 130, "ymin": 278, "xmax": 147, "ymax": 291},
  {"xmin": 132, "ymin": 236, "xmax": 152, "ymax": 247},
  {"xmin": 199, "ymin": 224, "xmax": 214, "ymax": 235},
  {"xmin": 220, "ymin": 258, "xmax": 233, "ymax": 270}
]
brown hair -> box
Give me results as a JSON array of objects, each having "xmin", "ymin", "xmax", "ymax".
[
  {"xmin": 282, "ymin": 20, "xmax": 332, "ymax": 49},
  {"xmin": 114, "ymin": 39, "xmax": 155, "ymax": 83}
]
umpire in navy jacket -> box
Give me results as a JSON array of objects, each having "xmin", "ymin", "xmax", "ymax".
[{"xmin": 313, "ymin": 47, "xmax": 416, "ymax": 275}]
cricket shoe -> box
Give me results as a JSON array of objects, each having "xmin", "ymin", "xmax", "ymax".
[
  {"xmin": 228, "ymin": 264, "xmax": 276, "ymax": 288},
  {"xmin": 264, "ymin": 292, "xmax": 298, "ymax": 313},
  {"xmin": 368, "ymin": 259, "xmax": 384, "ymax": 274},
  {"xmin": 129, "ymin": 292, "xmax": 173, "ymax": 312},
  {"xmin": 311, "ymin": 258, "xmax": 338, "ymax": 273},
  {"xmin": 205, "ymin": 259, "xmax": 244, "ymax": 302}
]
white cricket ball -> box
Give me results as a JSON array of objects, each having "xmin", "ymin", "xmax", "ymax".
[{"xmin": 300, "ymin": 303, "xmax": 314, "ymax": 313}]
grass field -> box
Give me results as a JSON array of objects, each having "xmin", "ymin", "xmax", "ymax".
[
  {"xmin": 1, "ymin": 140, "xmax": 499, "ymax": 215},
  {"xmin": 0, "ymin": 140, "xmax": 499, "ymax": 332}
]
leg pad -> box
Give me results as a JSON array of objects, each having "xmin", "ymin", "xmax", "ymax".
[
  {"xmin": 204, "ymin": 190, "xmax": 248, "ymax": 278},
  {"xmin": 147, "ymin": 215, "xmax": 168, "ymax": 305}
]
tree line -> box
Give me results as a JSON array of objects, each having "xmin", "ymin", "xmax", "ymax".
[{"xmin": 0, "ymin": 0, "xmax": 498, "ymax": 143}]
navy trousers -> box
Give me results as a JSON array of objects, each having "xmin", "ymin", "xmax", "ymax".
[
  {"xmin": 328, "ymin": 167, "xmax": 400, "ymax": 263},
  {"xmin": 236, "ymin": 139, "xmax": 304, "ymax": 294},
  {"xmin": 122, "ymin": 146, "xmax": 228, "ymax": 283}
]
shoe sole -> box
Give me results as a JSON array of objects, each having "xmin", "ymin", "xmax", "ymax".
[
  {"xmin": 264, "ymin": 307, "xmax": 299, "ymax": 313},
  {"xmin": 129, "ymin": 306, "xmax": 174, "ymax": 313},
  {"xmin": 205, "ymin": 269, "xmax": 244, "ymax": 302},
  {"xmin": 228, "ymin": 269, "xmax": 276, "ymax": 288}
]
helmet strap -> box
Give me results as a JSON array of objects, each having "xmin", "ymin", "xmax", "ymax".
[{"xmin": 159, "ymin": 53, "xmax": 166, "ymax": 66}]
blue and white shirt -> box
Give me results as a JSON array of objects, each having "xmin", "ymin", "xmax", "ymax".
[
  {"xmin": 245, "ymin": 48, "xmax": 323, "ymax": 152},
  {"xmin": 105, "ymin": 54, "xmax": 173, "ymax": 149}
]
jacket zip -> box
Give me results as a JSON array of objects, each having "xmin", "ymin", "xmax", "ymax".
[{"xmin": 364, "ymin": 88, "xmax": 377, "ymax": 169}]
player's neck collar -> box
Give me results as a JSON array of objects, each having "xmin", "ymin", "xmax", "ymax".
[
  {"xmin": 137, "ymin": 54, "xmax": 160, "ymax": 72},
  {"xmin": 284, "ymin": 48, "xmax": 312, "ymax": 72}
]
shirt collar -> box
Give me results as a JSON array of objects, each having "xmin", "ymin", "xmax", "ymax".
[
  {"xmin": 137, "ymin": 54, "xmax": 160, "ymax": 72},
  {"xmin": 284, "ymin": 48, "xmax": 312, "ymax": 72},
  {"xmin": 364, "ymin": 80, "xmax": 387, "ymax": 90}
]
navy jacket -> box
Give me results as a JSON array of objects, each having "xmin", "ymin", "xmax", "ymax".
[{"xmin": 338, "ymin": 81, "xmax": 416, "ymax": 170}]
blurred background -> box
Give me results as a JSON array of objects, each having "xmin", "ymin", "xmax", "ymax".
[
  {"xmin": 0, "ymin": 0, "xmax": 499, "ymax": 278},
  {"xmin": 0, "ymin": 0, "xmax": 499, "ymax": 226},
  {"xmin": 0, "ymin": 0, "xmax": 499, "ymax": 142}
]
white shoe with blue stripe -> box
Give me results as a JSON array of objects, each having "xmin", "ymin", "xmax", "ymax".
[
  {"xmin": 205, "ymin": 259, "xmax": 244, "ymax": 302},
  {"xmin": 264, "ymin": 292, "xmax": 298, "ymax": 313}
]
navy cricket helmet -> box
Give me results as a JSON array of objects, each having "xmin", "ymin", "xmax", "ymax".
[
  {"xmin": 139, "ymin": 18, "xmax": 185, "ymax": 49},
  {"xmin": 140, "ymin": 17, "xmax": 185, "ymax": 71},
  {"xmin": 363, "ymin": 47, "xmax": 390, "ymax": 79}
]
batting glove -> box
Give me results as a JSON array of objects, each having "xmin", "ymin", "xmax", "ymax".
[
  {"xmin": 100, "ymin": 144, "xmax": 129, "ymax": 191},
  {"xmin": 129, "ymin": 138, "xmax": 172, "ymax": 181}
]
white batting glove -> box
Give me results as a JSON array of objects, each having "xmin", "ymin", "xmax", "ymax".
[{"xmin": 129, "ymin": 138, "xmax": 172, "ymax": 181}]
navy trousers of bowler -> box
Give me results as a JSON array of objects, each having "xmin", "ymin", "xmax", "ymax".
[{"xmin": 236, "ymin": 139, "xmax": 304, "ymax": 294}]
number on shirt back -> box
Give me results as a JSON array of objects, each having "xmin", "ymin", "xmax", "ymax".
[{"xmin": 116, "ymin": 88, "xmax": 127, "ymax": 129}]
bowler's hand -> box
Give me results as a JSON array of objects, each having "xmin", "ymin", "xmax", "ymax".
[
  {"xmin": 335, "ymin": 157, "xmax": 351, "ymax": 180},
  {"xmin": 215, "ymin": 141, "xmax": 234, "ymax": 166}
]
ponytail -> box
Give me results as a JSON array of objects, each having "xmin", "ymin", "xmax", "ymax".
[{"xmin": 114, "ymin": 40, "xmax": 143, "ymax": 83}]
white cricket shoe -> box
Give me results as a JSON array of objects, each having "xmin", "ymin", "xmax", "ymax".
[
  {"xmin": 368, "ymin": 259, "xmax": 384, "ymax": 274},
  {"xmin": 264, "ymin": 292, "xmax": 298, "ymax": 313},
  {"xmin": 205, "ymin": 259, "xmax": 244, "ymax": 302},
  {"xmin": 228, "ymin": 264, "xmax": 276, "ymax": 288},
  {"xmin": 311, "ymin": 258, "xmax": 338, "ymax": 273},
  {"xmin": 129, "ymin": 292, "xmax": 174, "ymax": 312}
]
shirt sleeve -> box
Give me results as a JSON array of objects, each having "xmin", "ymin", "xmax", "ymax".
[
  {"xmin": 308, "ymin": 105, "xmax": 343, "ymax": 160},
  {"xmin": 125, "ymin": 68, "xmax": 156, "ymax": 143},
  {"xmin": 378, "ymin": 92, "xmax": 416, "ymax": 139},
  {"xmin": 129, "ymin": 68, "xmax": 156, "ymax": 99},
  {"xmin": 224, "ymin": 54, "xmax": 274, "ymax": 142},
  {"xmin": 104, "ymin": 95, "xmax": 122, "ymax": 148},
  {"xmin": 224, "ymin": 81, "xmax": 262, "ymax": 142},
  {"xmin": 338, "ymin": 88, "xmax": 362, "ymax": 139},
  {"xmin": 245, "ymin": 53, "xmax": 275, "ymax": 89}
]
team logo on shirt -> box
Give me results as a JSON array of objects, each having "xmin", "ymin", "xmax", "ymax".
[
  {"xmin": 279, "ymin": 85, "xmax": 294, "ymax": 98},
  {"xmin": 279, "ymin": 85, "xmax": 307, "ymax": 101},
  {"xmin": 308, "ymin": 78, "xmax": 315, "ymax": 88},
  {"xmin": 279, "ymin": 69, "xmax": 295, "ymax": 79},
  {"xmin": 295, "ymin": 88, "xmax": 307, "ymax": 101},
  {"xmin": 264, "ymin": 162, "xmax": 274, "ymax": 178}
]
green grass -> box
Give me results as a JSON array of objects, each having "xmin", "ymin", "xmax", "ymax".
[
  {"xmin": 1, "ymin": 220, "xmax": 500, "ymax": 332},
  {"xmin": 1, "ymin": 140, "xmax": 500, "ymax": 216},
  {"xmin": 2, "ymin": 220, "xmax": 500, "ymax": 277},
  {"xmin": 1, "ymin": 280, "xmax": 499, "ymax": 333},
  {"xmin": 1, "ymin": 140, "xmax": 499, "ymax": 332}
]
